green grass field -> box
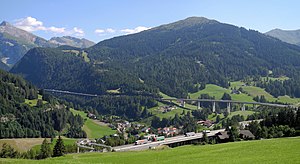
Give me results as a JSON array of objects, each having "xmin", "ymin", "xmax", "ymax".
[
  {"xmin": 231, "ymin": 81, "xmax": 300, "ymax": 104},
  {"xmin": 189, "ymin": 84, "xmax": 254, "ymax": 102},
  {"xmin": 70, "ymin": 109, "xmax": 116, "ymax": 138},
  {"xmin": 227, "ymin": 111, "xmax": 255, "ymax": 119},
  {"xmin": 1, "ymin": 137, "xmax": 299, "ymax": 164},
  {"xmin": 148, "ymin": 102, "xmax": 185, "ymax": 119},
  {"xmin": 189, "ymin": 82, "xmax": 300, "ymax": 105},
  {"xmin": 31, "ymin": 137, "xmax": 77, "ymax": 152},
  {"xmin": 159, "ymin": 92, "xmax": 176, "ymax": 99},
  {"xmin": 0, "ymin": 138, "xmax": 45, "ymax": 152},
  {"xmin": 25, "ymin": 95, "xmax": 47, "ymax": 107}
]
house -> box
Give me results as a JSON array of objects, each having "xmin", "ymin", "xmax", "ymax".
[
  {"xmin": 160, "ymin": 105, "xmax": 177, "ymax": 113},
  {"xmin": 141, "ymin": 127, "xmax": 151, "ymax": 133},
  {"xmin": 87, "ymin": 113, "xmax": 97, "ymax": 119},
  {"xmin": 216, "ymin": 131, "xmax": 230, "ymax": 143},
  {"xmin": 157, "ymin": 127, "xmax": 178, "ymax": 137},
  {"xmin": 239, "ymin": 130, "xmax": 255, "ymax": 140},
  {"xmin": 197, "ymin": 120, "xmax": 214, "ymax": 128}
]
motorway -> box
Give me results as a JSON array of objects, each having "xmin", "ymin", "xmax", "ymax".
[
  {"xmin": 44, "ymin": 89, "xmax": 98, "ymax": 97},
  {"xmin": 161, "ymin": 98, "xmax": 293, "ymax": 108},
  {"xmin": 113, "ymin": 129, "xmax": 225, "ymax": 151},
  {"xmin": 43, "ymin": 89, "xmax": 295, "ymax": 108}
]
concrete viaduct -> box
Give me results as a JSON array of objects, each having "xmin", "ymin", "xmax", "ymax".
[{"xmin": 160, "ymin": 98, "xmax": 293, "ymax": 114}]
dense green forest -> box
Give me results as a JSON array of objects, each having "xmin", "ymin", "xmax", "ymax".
[
  {"xmin": 0, "ymin": 70, "xmax": 86, "ymax": 138},
  {"xmin": 10, "ymin": 17, "xmax": 300, "ymax": 99},
  {"xmin": 53, "ymin": 94, "xmax": 157, "ymax": 121}
]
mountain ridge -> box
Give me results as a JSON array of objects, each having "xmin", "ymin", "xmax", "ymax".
[
  {"xmin": 11, "ymin": 17, "xmax": 300, "ymax": 98},
  {"xmin": 265, "ymin": 28, "xmax": 300, "ymax": 46},
  {"xmin": 0, "ymin": 21, "xmax": 94, "ymax": 69}
]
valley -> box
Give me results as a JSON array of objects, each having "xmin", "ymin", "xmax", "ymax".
[{"xmin": 1, "ymin": 7, "xmax": 300, "ymax": 163}]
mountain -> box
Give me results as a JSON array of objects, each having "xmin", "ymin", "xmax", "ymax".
[
  {"xmin": 0, "ymin": 21, "xmax": 55, "ymax": 67},
  {"xmin": 0, "ymin": 21, "xmax": 94, "ymax": 69},
  {"xmin": 11, "ymin": 17, "xmax": 300, "ymax": 98},
  {"xmin": 49, "ymin": 36, "xmax": 95, "ymax": 48},
  {"xmin": 265, "ymin": 29, "xmax": 300, "ymax": 46}
]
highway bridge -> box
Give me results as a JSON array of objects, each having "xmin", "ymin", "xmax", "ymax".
[
  {"xmin": 43, "ymin": 88, "xmax": 295, "ymax": 114},
  {"xmin": 44, "ymin": 89, "xmax": 98, "ymax": 97},
  {"xmin": 113, "ymin": 129, "xmax": 225, "ymax": 151},
  {"xmin": 160, "ymin": 98, "xmax": 294, "ymax": 113}
]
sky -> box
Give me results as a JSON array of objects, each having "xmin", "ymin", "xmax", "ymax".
[{"xmin": 1, "ymin": 0, "xmax": 299, "ymax": 43}]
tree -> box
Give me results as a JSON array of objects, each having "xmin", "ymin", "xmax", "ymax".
[
  {"xmin": 202, "ymin": 132, "xmax": 209, "ymax": 144},
  {"xmin": 36, "ymin": 99, "xmax": 43, "ymax": 108},
  {"xmin": 221, "ymin": 93, "xmax": 232, "ymax": 100},
  {"xmin": 216, "ymin": 115, "xmax": 221, "ymax": 123},
  {"xmin": 228, "ymin": 126, "xmax": 239, "ymax": 142},
  {"xmin": 52, "ymin": 136, "xmax": 65, "ymax": 157},
  {"xmin": 0, "ymin": 143, "xmax": 18, "ymax": 158},
  {"xmin": 39, "ymin": 138, "xmax": 51, "ymax": 159}
]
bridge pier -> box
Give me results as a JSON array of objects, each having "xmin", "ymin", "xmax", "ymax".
[
  {"xmin": 212, "ymin": 102, "xmax": 216, "ymax": 113},
  {"xmin": 227, "ymin": 102, "xmax": 231, "ymax": 114},
  {"xmin": 241, "ymin": 104, "xmax": 246, "ymax": 111},
  {"xmin": 253, "ymin": 104, "xmax": 257, "ymax": 110},
  {"xmin": 197, "ymin": 101, "xmax": 201, "ymax": 110},
  {"xmin": 181, "ymin": 100, "xmax": 185, "ymax": 107}
]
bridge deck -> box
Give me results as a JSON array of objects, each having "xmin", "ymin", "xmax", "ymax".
[{"xmin": 161, "ymin": 98, "xmax": 291, "ymax": 108}]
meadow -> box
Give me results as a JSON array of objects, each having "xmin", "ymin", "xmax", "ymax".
[
  {"xmin": 69, "ymin": 109, "xmax": 116, "ymax": 138},
  {"xmin": 1, "ymin": 137, "xmax": 299, "ymax": 164}
]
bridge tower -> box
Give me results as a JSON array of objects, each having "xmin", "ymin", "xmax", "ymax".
[
  {"xmin": 212, "ymin": 101, "xmax": 216, "ymax": 113},
  {"xmin": 227, "ymin": 102, "xmax": 231, "ymax": 114}
]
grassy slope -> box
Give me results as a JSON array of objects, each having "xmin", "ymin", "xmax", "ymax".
[
  {"xmin": 231, "ymin": 81, "xmax": 300, "ymax": 104},
  {"xmin": 148, "ymin": 102, "xmax": 185, "ymax": 119},
  {"xmin": 0, "ymin": 138, "xmax": 77, "ymax": 153},
  {"xmin": 189, "ymin": 84, "xmax": 254, "ymax": 102},
  {"xmin": 1, "ymin": 137, "xmax": 299, "ymax": 164},
  {"xmin": 228, "ymin": 111, "xmax": 255, "ymax": 119},
  {"xmin": 189, "ymin": 82, "xmax": 300, "ymax": 105},
  {"xmin": 24, "ymin": 95, "xmax": 47, "ymax": 107},
  {"xmin": 0, "ymin": 138, "xmax": 45, "ymax": 152},
  {"xmin": 70, "ymin": 109, "xmax": 115, "ymax": 138},
  {"xmin": 31, "ymin": 138, "xmax": 77, "ymax": 151}
]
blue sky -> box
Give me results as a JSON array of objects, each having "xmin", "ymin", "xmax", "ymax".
[{"xmin": 1, "ymin": 0, "xmax": 299, "ymax": 43}]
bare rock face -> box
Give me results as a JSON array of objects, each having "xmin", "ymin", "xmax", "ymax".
[{"xmin": 49, "ymin": 36, "xmax": 95, "ymax": 48}]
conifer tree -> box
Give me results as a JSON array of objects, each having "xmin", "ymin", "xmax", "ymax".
[
  {"xmin": 52, "ymin": 136, "xmax": 65, "ymax": 157},
  {"xmin": 39, "ymin": 138, "xmax": 51, "ymax": 159}
]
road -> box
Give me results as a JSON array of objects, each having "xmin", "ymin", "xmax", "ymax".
[
  {"xmin": 44, "ymin": 89, "xmax": 98, "ymax": 97},
  {"xmin": 161, "ymin": 98, "xmax": 293, "ymax": 108},
  {"xmin": 113, "ymin": 129, "xmax": 225, "ymax": 151}
]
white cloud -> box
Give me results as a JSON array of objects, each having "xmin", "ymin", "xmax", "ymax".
[
  {"xmin": 121, "ymin": 26, "xmax": 151, "ymax": 35},
  {"xmin": 72, "ymin": 27, "xmax": 84, "ymax": 37},
  {"xmin": 106, "ymin": 28, "xmax": 115, "ymax": 33},
  {"xmin": 14, "ymin": 17, "xmax": 85, "ymax": 37},
  {"xmin": 48, "ymin": 26, "xmax": 65, "ymax": 33},
  {"xmin": 95, "ymin": 29, "xmax": 105, "ymax": 34},
  {"xmin": 95, "ymin": 28, "xmax": 116, "ymax": 35},
  {"xmin": 15, "ymin": 16, "xmax": 46, "ymax": 32}
]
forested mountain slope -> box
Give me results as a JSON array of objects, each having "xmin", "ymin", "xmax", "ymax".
[
  {"xmin": 11, "ymin": 17, "xmax": 300, "ymax": 98},
  {"xmin": 0, "ymin": 70, "xmax": 86, "ymax": 138}
]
